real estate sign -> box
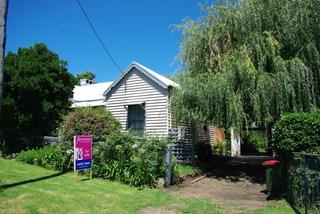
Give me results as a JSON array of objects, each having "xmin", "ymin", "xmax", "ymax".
[{"xmin": 74, "ymin": 135, "xmax": 92, "ymax": 171}]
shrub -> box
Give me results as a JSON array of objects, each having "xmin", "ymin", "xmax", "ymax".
[
  {"xmin": 16, "ymin": 131, "xmax": 168, "ymax": 187},
  {"xmin": 129, "ymin": 136, "xmax": 168, "ymax": 187},
  {"xmin": 59, "ymin": 107, "xmax": 121, "ymax": 148},
  {"xmin": 93, "ymin": 132, "xmax": 168, "ymax": 187},
  {"xmin": 16, "ymin": 146, "xmax": 68, "ymax": 170},
  {"xmin": 213, "ymin": 140, "xmax": 227, "ymax": 156},
  {"xmin": 92, "ymin": 132, "xmax": 135, "ymax": 181},
  {"xmin": 273, "ymin": 111, "xmax": 320, "ymax": 154},
  {"xmin": 273, "ymin": 110, "xmax": 320, "ymax": 192},
  {"xmin": 242, "ymin": 130, "xmax": 268, "ymax": 153}
]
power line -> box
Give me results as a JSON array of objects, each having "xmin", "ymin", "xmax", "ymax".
[{"xmin": 75, "ymin": 0, "xmax": 123, "ymax": 73}]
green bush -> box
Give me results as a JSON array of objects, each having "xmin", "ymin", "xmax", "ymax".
[
  {"xmin": 59, "ymin": 107, "xmax": 121, "ymax": 148},
  {"xmin": 93, "ymin": 132, "xmax": 168, "ymax": 187},
  {"xmin": 273, "ymin": 110, "xmax": 320, "ymax": 192},
  {"xmin": 16, "ymin": 131, "xmax": 168, "ymax": 187},
  {"xmin": 129, "ymin": 136, "xmax": 168, "ymax": 187},
  {"xmin": 213, "ymin": 140, "xmax": 227, "ymax": 156},
  {"xmin": 16, "ymin": 146, "xmax": 68, "ymax": 170},
  {"xmin": 242, "ymin": 130, "xmax": 268, "ymax": 153},
  {"xmin": 93, "ymin": 132, "xmax": 135, "ymax": 181},
  {"xmin": 273, "ymin": 111, "xmax": 320, "ymax": 154}
]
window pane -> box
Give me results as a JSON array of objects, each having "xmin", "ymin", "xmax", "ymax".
[
  {"xmin": 127, "ymin": 104, "xmax": 145, "ymax": 131},
  {"xmin": 140, "ymin": 112, "xmax": 144, "ymax": 120}
]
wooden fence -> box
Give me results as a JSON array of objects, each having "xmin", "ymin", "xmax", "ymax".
[{"xmin": 168, "ymin": 127, "xmax": 195, "ymax": 163}]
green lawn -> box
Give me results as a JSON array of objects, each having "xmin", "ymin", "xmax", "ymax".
[
  {"xmin": 0, "ymin": 158, "xmax": 294, "ymax": 214},
  {"xmin": 176, "ymin": 164, "xmax": 200, "ymax": 177},
  {"xmin": 0, "ymin": 159, "xmax": 215, "ymax": 214},
  {"xmin": 249, "ymin": 200, "xmax": 294, "ymax": 214}
]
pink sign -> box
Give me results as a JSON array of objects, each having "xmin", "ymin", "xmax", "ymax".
[{"xmin": 74, "ymin": 135, "xmax": 92, "ymax": 171}]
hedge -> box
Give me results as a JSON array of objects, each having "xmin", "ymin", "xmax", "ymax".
[{"xmin": 273, "ymin": 110, "xmax": 320, "ymax": 154}]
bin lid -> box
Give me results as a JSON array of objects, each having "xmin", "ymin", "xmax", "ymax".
[{"xmin": 262, "ymin": 160, "xmax": 280, "ymax": 166}]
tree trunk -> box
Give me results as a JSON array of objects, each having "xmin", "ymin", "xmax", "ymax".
[{"xmin": 0, "ymin": 0, "xmax": 8, "ymax": 119}]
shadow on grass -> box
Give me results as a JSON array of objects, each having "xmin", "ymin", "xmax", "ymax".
[
  {"xmin": 79, "ymin": 178, "xmax": 90, "ymax": 182},
  {"xmin": 0, "ymin": 171, "xmax": 67, "ymax": 190}
]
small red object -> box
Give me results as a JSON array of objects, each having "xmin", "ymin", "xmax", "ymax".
[{"xmin": 262, "ymin": 160, "xmax": 280, "ymax": 166}]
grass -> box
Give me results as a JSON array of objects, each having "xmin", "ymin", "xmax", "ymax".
[
  {"xmin": 213, "ymin": 200, "xmax": 293, "ymax": 214},
  {"xmin": 0, "ymin": 158, "xmax": 215, "ymax": 214},
  {"xmin": 0, "ymin": 158, "xmax": 295, "ymax": 214},
  {"xmin": 176, "ymin": 164, "xmax": 200, "ymax": 177},
  {"xmin": 249, "ymin": 200, "xmax": 294, "ymax": 214}
]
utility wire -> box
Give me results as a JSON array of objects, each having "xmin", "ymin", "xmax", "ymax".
[{"xmin": 75, "ymin": 0, "xmax": 123, "ymax": 73}]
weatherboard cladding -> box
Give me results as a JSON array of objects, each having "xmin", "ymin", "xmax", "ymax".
[
  {"xmin": 103, "ymin": 61, "xmax": 177, "ymax": 96},
  {"xmin": 105, "ymin": 67, "xmax": 170, "ymax": 135}
]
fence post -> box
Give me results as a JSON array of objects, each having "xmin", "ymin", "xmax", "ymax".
[
  {"xmin": 303, "ymin": 156, "xmax": 308, "ymax": 214},
  {"xmin": 164, "ymin": 144, "xmax": 173, "ymax": 186},
  {"xmin": 191, "ymin": 127, "xmax": 195, "ymax": 164}
]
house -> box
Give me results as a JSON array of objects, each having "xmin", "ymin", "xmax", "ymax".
[
  {"xmin": 71, "ymin": 62, "xmax": 236, "ymax": 158},
  {"xmin": 71, "ymin": 61, "xmax": 178, "ymax": 135}
]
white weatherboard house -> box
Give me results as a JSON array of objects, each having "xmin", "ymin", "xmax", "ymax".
[{"xmin": 72, "ymin": 62, "xmax": 178, "ymax": 135}]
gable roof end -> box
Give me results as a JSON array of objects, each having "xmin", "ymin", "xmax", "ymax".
[{"xmin": 103, "ymin": 61, "xmax": 178, "ymax": 96}]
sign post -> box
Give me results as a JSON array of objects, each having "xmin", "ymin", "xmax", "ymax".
[{"xmin": 74, "ymin": 135, "xmax": 93, "ymax": 179}]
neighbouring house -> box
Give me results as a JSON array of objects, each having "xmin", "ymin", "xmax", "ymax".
[
  {"xmin": 72, "ymin": 81, "xmax": 113, "ymax": 107},
  {"xmin": 72, "ymin": 61, "xmax": 178, "ymax": 135}
]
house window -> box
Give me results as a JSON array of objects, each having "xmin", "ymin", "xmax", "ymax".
[{"xmin": 127, "ymin": 104, "xmax": 145, "ymax": 131}]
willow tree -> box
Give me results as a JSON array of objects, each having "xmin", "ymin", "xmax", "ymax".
[{"xmin": 172, "ymin": 0, "xmax": 320, "ymax": 140}]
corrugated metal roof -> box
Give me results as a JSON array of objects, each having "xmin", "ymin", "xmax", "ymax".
[
  {"xmin": 71, "ymin": 81, "xmax": 112, "ymax": 107},
  {"xmin": 103, "ymin": 61, "xmax": 178, "ymax": 96},
  {"xmin": 71, "ymin": 62, "xmax": 178, "ymax": 107},
  {"xmin": 133, "ymin": 61, "xmax": 179, "ymax": 88}
]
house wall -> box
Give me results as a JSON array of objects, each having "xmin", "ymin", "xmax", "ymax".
[{"xmin": 105, "ymin": 68, "xmax": 170, "ymax": 135}]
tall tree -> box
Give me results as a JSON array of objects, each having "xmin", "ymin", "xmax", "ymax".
[
  {"xmin": 172, "ymin": 0, "xmax": 320, "ymax": 131},
  {"xmin": 1, "ymin": 43, "xmax": 75, "ymax": 152},
  {"xmin": 75, "ymin": 71, "xmax": 96, "ymax": 85},
  {"xmin": 0, "ymin": 0, "xmax": 8, "ymax": 119}
]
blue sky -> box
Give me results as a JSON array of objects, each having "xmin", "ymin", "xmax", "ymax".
[{"xmin": 6, "ymin": 0, "xmax": 207, "ymax": 82}]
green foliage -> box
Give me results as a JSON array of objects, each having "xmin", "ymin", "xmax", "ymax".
[
  {"xmin": 242, "ymin": 130, "xmax": 268, "ymax": 153},
  {"xmin": 75, "ymin": 71, "xmax": 96, "ymax": 85},
  {"xmin": 59, "ymin": 107, "xmax": 121, "ymax": 149},
  {"xmin": 273, "ymin": 111, "xmax": 320, "ymax": 154},
  {"xmin": 288, "ymin": 154, "xmax": 320, "ymax": 213},
  {"xmin": 213, "ymin": 140, "xmax": 227, "ymax": 156},
  {"xmin": 175, "ymin": 164, "xmax": 200, "ymax": 177},
  {"xmin": 273, "ymin": 111, "xmax": 320, "ymax": 193},
  {"xmin": 93, "ymin": 132, "xmax": 168, "ymax": 187},
  {"xmin": 16, "ymin": 131, "xmax": 167, "ymax": 187},
  {"xmin": 172, "ymin": 0, "xmax": 320, "ymax": 129},
  {"xmin": 1, "ymin": 43, "xmax": 75, "ymax": 153},
  {"xmin": 16, "ymin": 146, "xmax": 67, "ymax": 171}
]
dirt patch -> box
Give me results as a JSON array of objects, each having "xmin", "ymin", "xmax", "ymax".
[
  {"xmin": 138, "ymin": 206, "xmax": 178, "ymax": 214},
  {"xmin": 1, "ymin": 194, "xmax": 28, "ymax": 206},
  {"xmin": 165, "ymin": 157, "xmax": 271, "ymax": 214},
  {"xmin": 168, "ymin": 176, "xmax": 266, "ymax": 211}
]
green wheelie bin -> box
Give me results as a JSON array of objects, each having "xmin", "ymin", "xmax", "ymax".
[{"xmin": 262, "ymin": 159, "xmax": 280, "ymax": 196}]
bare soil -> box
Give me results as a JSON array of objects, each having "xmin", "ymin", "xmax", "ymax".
[
  {"xmin": 139, "ymin": 207, "xmax": 178, "ymax": 214},
  {"xmin": 165, "ymin": 156, "xmax": 272, "ymax": 214}
]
